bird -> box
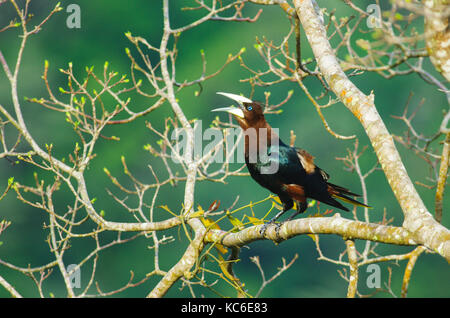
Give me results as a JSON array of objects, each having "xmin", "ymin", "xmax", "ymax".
[{"xmin": 212, "ymin": 92, "xmax": 370, "ymax": 235}]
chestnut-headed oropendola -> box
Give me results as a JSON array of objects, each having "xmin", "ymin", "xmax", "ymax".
[{"xmin": 212, "ymin": 92, "xmax": 370, "ymax": 235}]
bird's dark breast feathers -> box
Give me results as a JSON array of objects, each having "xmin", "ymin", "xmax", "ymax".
[
  {"xmin": 246, "ymin": 144, "xmax": 306, "ymax": 193},
  {"xmin": 246, "ymin": 143, "xmax": 329, "ymax": 199}
]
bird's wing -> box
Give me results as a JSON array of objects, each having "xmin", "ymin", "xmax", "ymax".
[{"xmin": 295, "ymin": 148, "xmax": 329, "ymax": 181}]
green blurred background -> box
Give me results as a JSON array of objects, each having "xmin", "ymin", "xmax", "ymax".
[{"xmin": 0, "ymin": 0, "xmax": 448, "ymax": 297}]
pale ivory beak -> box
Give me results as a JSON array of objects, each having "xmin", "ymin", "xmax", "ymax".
[
  {"xmin": 211, "ymin": 106, "xmax": 245, "ymax": 118},
  {"xmin": 216, "ymin": 92, "xmax": 252, "ymax": 104},
  {"xmin": 211, "ymin": 92, "xmax": 252, "ymax": 118}
]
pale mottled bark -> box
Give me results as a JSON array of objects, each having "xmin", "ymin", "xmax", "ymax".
[
  {"xmin": 345, "ymin": 240, "xmax": 358, "ymax": 298},
  {"xmin": 435, "ymin": 134, "xmax": 449, "ymax": 223},
  {"xmin": 424, "ymin": 0, "xmax": 450, "ymax": 81},
  {"xmin": 401, "ymin": 246, "xmax": 426, "ymax": 298},
  {"xmin": 205, "ymin": 214, "xmax": 417, "ymax": 247},
  {"xmin": 147, "ymin": 230, "xmax": 205, "ymax": 298}
]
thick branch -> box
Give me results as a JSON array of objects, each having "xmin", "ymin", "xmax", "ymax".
[
  {"xmin": 424, "ymin": 0, "xmax": 450, "ymax": 81},
  {"xmin": 345, "ymin": 240, "xmax": 358, "ymax": 298},
  {"xmin": 205, "ymin": 214, "xmax": 417, "ymax": 247}
]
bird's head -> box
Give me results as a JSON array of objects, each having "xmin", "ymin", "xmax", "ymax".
[{"xmin": 212, "ymin": 92, "xmax": 266, "ymax": 130}]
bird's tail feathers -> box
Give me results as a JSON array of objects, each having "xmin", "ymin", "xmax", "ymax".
[
  {"xmin": 327, "ymin": 182, "xmax": 360, "ymax": 197},
  {"xmin": 327, "ymin": 183, "xmax": 371, "ymax": 209},
  {"xmin": 331, "ymin": 193, "xmax": 371, "ymax": 208}
]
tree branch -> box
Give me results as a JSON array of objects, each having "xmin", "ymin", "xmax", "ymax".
[
  {"xmin": 345, "ymin": 240, "xmax": 358, "ymax": 298},
  {"xmin": 205, "ymin": 214, "xmax": 417, "ymax": 247}
]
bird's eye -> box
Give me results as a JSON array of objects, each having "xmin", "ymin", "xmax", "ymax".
[{"xmin": 247, "ymin": 106, "xmax": 253, "ymax": 111}]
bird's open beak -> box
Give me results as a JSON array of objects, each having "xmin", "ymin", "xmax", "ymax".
[
  {"xmin": 211, "ymin": 106, "xmax": 245, "ymax": 118},
  {"xmin": 211, "ymin": 92, "xmax": 252, "ymax": 119},
  {"xmin": 216, "ymin": 92, "xmax": 253, "ymax": 104}
]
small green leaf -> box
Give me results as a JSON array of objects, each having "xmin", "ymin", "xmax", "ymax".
[
  {"xmin": 245, "ymin": 215, "xmax": 264, "ymax": 226},
  {"xmin": 356, "ymin": 39, "xmax": 370, "ymax": 50},
  {"xmin": 226, "ymin": 211, "xmax": 244, "ymax": 231},
  {"xmin": 394, "ymin": 13, "xmax": 403, "ymax": 20}
]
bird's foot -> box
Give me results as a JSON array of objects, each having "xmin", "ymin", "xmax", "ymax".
[
  {"xmin": 274, "ymin": 222, "xmax": 283, "ymax": 238},
  {"xmin": 259, "ymin": 221, "xmax": 283, "ymax": 239},
  {"xmin": 259, "ymin": 222, "xmax": 272, "ymax": 236}
]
